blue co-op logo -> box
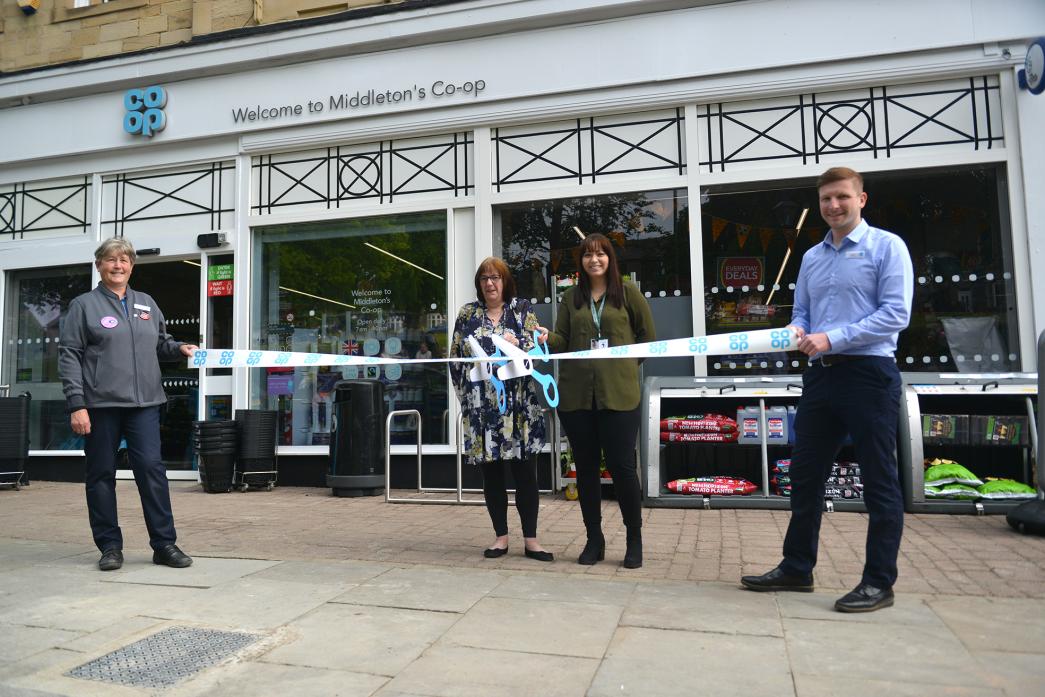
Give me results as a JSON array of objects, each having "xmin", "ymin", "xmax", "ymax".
[{"xmin": 123, "ymin": 86, "xmax": 167, "ymax": 137}]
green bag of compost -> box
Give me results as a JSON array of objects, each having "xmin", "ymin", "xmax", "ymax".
[
  {"xmin": 935, "ymin": 483, "xmax": 981, "ymax": 500},
  {"xmin": 977, "ymin": 479, "xmax": 1038, "ymax": 500},
  {"xmin": 924, "ymin": 462, "xmax": 983, "ymax": 487}
]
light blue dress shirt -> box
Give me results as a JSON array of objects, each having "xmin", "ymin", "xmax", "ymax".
[{"xmin": 790, "ymin": 220, "xmax": 914, "ymax": 358}]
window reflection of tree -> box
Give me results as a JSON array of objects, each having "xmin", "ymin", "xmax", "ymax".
[{"xmin": 499, "ymin": 190, "xmax": 690, "ymax": 299}]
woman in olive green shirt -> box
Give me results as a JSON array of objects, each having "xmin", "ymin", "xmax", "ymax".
[{"xmin": 543, "ymin": 233, "xmax": 655, "ymax": 568}]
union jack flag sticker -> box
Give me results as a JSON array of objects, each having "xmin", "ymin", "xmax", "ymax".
[{"xmin": 342, "ymin": 339, "xmax": 360, "ymax": 355}]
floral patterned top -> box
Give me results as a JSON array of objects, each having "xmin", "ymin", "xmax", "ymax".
[{"xmin": 450, "ymin": 298, "xmax": 547, "ymax": 465}]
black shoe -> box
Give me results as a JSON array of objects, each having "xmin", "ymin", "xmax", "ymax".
[
  {"xmin": 524, "ymin": 548, "xmax": 554, "ymax": 562},
  {"xmin": 622, "ymin": 529, "xmax": 642, "ymax": 569},
  {"xmin": 152, "ymin": 544, "xmax": 192, "ymax": 568},
  {"xmin": 577, "ymin": 536, "xmax": 605, "ymax": 565},
  {"xmin": 834, "ymin": 583, "xmax": 894, "ymax": 613},
  {"xmin": 483, "ymin": 546, "xmax": 508, "ymax": 559},
  {"xmin": 98, "ymin": 549, "xmax": 123, "ymax": 571},
  {"xmin": 740, "ymin": 566, "xmax": 814, "ymax": 592}
]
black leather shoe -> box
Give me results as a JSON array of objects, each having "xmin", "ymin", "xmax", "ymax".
[
  {"xmin": 577, "ymin": 536, "xmax": 605, "ymax": 565},
  {"xmin": 740, "ymin": 566, "xmax": 814, "ymax": 592},
  {"xmin": 483, "ymin": 546, "xmax": 508, "ymax": 559},
  {"xmin": 524, "ymin": 548, "xmax": 554, "ymax": 562},
  {"xmin": 834, "ymin": 583, "xmax": 894, "ymax": 613},
  {"xmin": 98, "ymin": 549, "xmax": 123, "ymax": 571},
  {"xmin": 152, "ymin": 544, "xmax": 192, "ymax": 568}
]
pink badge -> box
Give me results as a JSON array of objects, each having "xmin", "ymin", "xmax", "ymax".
[
  {"xmin": 140, "ymin": 312, "xmax": 151, "ymax": 321},
  {"xmin": 100, "ymin": 316, "xmax": 118, "ymax": 329}
]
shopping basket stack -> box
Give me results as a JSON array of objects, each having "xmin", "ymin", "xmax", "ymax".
[{"xmin": 192, "ymin": 419, "xmax": 238, "ymax": 493}]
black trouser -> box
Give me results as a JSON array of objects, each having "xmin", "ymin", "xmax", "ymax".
[
  {"xmin": 558, "ymin": 408, "xmax": 643, "ymax": 537},
  {"xmin": 780, "ymin": 357, "xmax": 904, "ymax": 589},
  {"xmin": 479, "ymin": 457, "xmax": 540, "ymax": 538},
  {"xmin": 83, "ymin": 405, "xmax": 177, "ymax": 553}
]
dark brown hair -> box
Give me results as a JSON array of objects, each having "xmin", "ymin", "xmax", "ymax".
[
  {"xmin": 816, "ymin": 166, "xmax": 863, "ymax": 193},
  {"xmin": 474, "ymin": 256, "xmax": 516, "ymax": 304},
  {"xmin": 573, "ymin": 233, "xmax": 625, "ymax": 310}
]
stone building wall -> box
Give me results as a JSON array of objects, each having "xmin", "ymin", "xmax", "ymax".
[{"xmin": 1, "ymin": 0, "xmax": 401, "ymax": 73}]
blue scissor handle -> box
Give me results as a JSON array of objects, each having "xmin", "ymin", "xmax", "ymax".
[{"xmin": 530, "ymin": 370, "xmax": 559, "ymax": 407}]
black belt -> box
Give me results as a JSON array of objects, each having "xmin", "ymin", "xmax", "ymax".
[{"xmin": 816, "ymin": 354, "xmax": 874, "ymax": 367}]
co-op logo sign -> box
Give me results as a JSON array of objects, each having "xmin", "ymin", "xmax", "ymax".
[{"xmin": 123, "ymin": 86, "xmax": 167, "ymax": 137}]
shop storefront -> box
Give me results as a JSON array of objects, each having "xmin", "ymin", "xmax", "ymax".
[{"xmin": 2, "ymin": 0, "xmax": 1043, "ymax": 485}]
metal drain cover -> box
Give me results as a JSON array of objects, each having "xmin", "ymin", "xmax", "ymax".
[{"xmin": 67, "ymin": 626, "xmax": 259, "ymax": 689}]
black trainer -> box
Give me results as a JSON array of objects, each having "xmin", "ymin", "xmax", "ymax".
[
  {"xmin": 152, "ymin": 544, "xmax": 192, "ymax": 568},
  {"xmin": 98, "ymin": 549, "xmax": 123, "ymax": 571},
  {"xmin": 740, "ymin": 565, "xmax": 814, "ymax": 592},
  {"xmin": 834, "ymin": 583, "xmax": 894, "ymax": 613}
]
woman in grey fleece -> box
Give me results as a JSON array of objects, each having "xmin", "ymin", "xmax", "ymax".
[{"xmin": 58, "ymin": 238, "xmax": 198, "ymax": 572}]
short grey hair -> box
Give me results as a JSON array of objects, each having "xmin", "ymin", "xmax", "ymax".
[{"xmin": 94, "ymin": 238, "xmax": 136, "ymax": 264}]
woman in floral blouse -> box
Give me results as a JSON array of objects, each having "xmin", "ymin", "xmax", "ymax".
[{"xmin": 449, "ymin": 257, "xmax": 552, "ymax": 562}]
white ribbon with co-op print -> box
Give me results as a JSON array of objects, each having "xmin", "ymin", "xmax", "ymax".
[{"xmin": 188, "ymin": 328, "xmax": 796, "ymax": 413}]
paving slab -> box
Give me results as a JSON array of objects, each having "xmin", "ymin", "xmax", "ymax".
[
  {"xmin": 330, "ymin": 566, "xmax": 504, "ymax": 613},
  {"xmin": 377, "ymin": 645, "xmax": 599, "ymax": 697},
  {"xmin": 783, "ymin": 617, "xmax": 992, "ymax": 688},
  {"xmin": 929, "ymin": 596, "xmax": 1045, "ymax": 653},
  {"xmin": 139, "ymin": 576, "xmax": 350, "ymax": 630},
  {"xmin": 487, "ymin": 571, "xmax": 636, "ymax": 607},
  {"xmin": 106, "ymin": 557, "xmax": 280, "ymax": 589},
  {"xmin": 183, "ymin": 662, "xmax": 388, "ymax": 697},
  {"xmin": 622, "ymin": 581, "xmax": 783, "ymax": 637},
  {"xmin": 0, "ymin": 624, "xmax": 81, "ymax": 663},
  {"xmin": 588, "ymin": 626, "xmax": 793, "ymax": 697},
  {"xmin": 245, "ymin": 559, "xmax": 392, "ymax": 587},
  {"xmin": 439, "ymin": 595, "xmax": 620, "ymax": 659},
  {"xmin": 0, "ymin": 540, "xmax": 93, "ymax": 570},
  {"xmin": 261, "ymin": 603, "xmax": 458, "ymax": 676},
  {"xmin": 792, "ymin": 673, "xmax": 1004, "ymax": 697},
  {"xmin": 971, "ymin": 650, "xmax": 1045, "ymax": 696}
]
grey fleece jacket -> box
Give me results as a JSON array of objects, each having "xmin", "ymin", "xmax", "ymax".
[{"xmin": 58, "ymin": 283, "xmax": 186, "ymax": 412}]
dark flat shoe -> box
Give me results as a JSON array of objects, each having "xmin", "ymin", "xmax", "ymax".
[
  {"xmin": 524, "ymin": 549, "xmax": 554, "ymax": 562},
  {"xmin": 98, "ymin": 549, "xmax": 123, "ymax": 571},
  {"xmin": 483, "ymin": 546, "xmax": 508, "ymax": 559},
  {"xmin": 740, "ymin": 566, "xmax": 813, "ymax": 592},
  {"xmin": 152, "ymin": 544, "xmax": 192, "ymax": 568},
  {"xmin": 834, "ymin": 583, "xmax": 894, "ymax": 613}
]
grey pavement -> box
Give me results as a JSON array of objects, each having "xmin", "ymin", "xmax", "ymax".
[{"xmin": 0, "ymin": 481, "xmax": 1043, "ymax": 696}]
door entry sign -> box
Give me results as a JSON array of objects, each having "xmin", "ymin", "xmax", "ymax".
[{"xmin": 207, "ymin": 264, "xmax": 234, "ymax": 297}]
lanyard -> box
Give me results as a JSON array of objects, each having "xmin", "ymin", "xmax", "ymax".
[{"xmin": 590, "ymin": 294, "xmax": 606, "ymax": 339}]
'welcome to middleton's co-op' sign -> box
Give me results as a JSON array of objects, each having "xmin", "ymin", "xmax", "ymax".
[{"xmin": 230, "ymin": 78, "xmax": 487, "ymax": 125}]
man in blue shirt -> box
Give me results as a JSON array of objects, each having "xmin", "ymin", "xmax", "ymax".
[{"xmin": 741, "ymin": 167, "xmax": 914, "ymax": 613}]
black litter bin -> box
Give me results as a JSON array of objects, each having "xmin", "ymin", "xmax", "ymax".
[
  {"xmin": 327, "ymin": 380, "xmax": 386, "ymax": 497},
  {"xmin": 234, "ymin": 409, "xmax": 278, "ymax": 491},
  {"xmin": 0, "ymin": 392, "xmax": 30, "ymax": 489}
]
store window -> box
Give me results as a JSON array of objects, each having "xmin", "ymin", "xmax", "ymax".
[
  {"xmin": 251, "ymin": 212, "xmax": 449, "ymax": 445},
  {"xmin": 496, "ymin": 189, "xmax": 692, "ymax": 377},
  {"xmin": 2, "ymin": 265, "xmax": 91, "ymax": 450},
  {"xmin": 700, "ymin": 164, "xmax": 1018, "ymax": 374}
]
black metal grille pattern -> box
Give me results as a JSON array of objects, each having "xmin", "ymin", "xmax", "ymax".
[
  {"xmin": 493, "ymin": 108, "xmax": 685, "ymax": 191},
  {"xmin": 0, "ymin": 176, "xmax": 91, "ymax": 240},
  {"xmin": 697, "ymin": 76, "xmax": 1002, "ymax": 173},
  {"xmin": 66, "ymin": 626, "xmax": 259, "ymax": 689},
  {"xmin": 251, "ymin": 132, "xmax": 473, "ymax": 214},
  {"xmin": 101, "ymin": 162, "xmax": 234, "ymax": 236}
]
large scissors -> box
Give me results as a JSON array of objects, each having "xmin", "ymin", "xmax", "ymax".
[{"xmin": 489, "ymin": 330, "xmax": 559, "ymax": 408}]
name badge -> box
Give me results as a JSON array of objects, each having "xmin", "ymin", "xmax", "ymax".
[
  {"xmin": 591, "ymin": 338, "xmax": 609, "ymax": 350},
  {"xmin": 845, "ymin": 251, "xmax": 865, "ymax": 259},
  {"xmin": 133, "ymin": 303, "xmax": 152, "ymax": 311}
]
